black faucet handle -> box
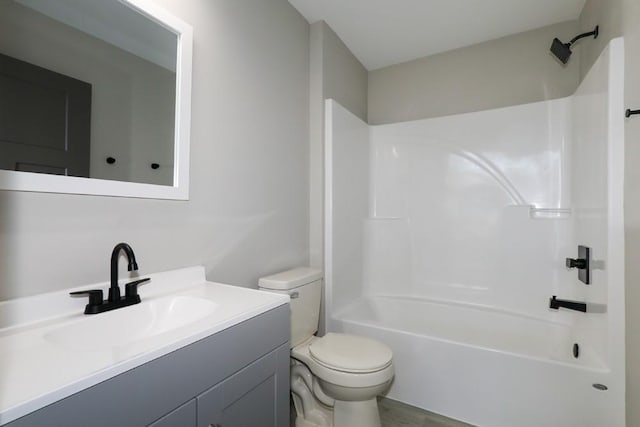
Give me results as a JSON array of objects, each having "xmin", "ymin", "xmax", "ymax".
[
  {"xmin": 566, "ymin": 257, "xmax": 587, "ymax": 269},
  {"xmin": 70, "ymin": 290, "xmax": 104, "ymax": 310},
  {"xmin": 125, "ymin": 278, "xmax": 150, "ymax": 300}
]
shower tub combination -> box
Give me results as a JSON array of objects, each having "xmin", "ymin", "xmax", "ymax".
[{"xmin": 324, "ymin": 39, "xmax": 625, "ymax": 427}]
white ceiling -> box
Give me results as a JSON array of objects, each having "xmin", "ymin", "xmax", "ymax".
[{"xmin": 288, "ymin": 0, "xmax": 586, "ymax": 70}]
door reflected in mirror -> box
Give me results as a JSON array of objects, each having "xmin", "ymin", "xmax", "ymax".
[{"xmin": 0, "ymin": 0, "xmax": 179, "ymax": 187}]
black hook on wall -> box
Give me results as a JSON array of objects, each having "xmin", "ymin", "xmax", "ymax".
[
  {"xmin": 151, "ymin": 163, "xmax": 160, "ymax": 170},
  {"xmin": 626, "ymin": 109, "xmax": 640, "ymax": 118}
]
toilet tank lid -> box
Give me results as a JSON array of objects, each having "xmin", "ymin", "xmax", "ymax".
[{"xmin": 258, "ymin": 267, "xmax": 323, "ymax": 290}]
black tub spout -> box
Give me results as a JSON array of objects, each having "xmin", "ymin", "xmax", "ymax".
[{"xmin": 549, "ymin": 296, "xmax": 587, "ymax": 313}]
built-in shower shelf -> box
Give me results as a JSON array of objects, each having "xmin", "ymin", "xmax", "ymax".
[
  {"xmin": 366, "ymin": 217, "xmax": 408, "ymax": 221},
  {"xmin": 505, "ymin": 205, "xmax": 572, "ymax": 219},
  {"xmin": 529, "ymin": 207, "xmax": 572, "ymax": 219}
]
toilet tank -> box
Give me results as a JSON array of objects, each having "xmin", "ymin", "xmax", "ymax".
[{"xmin": 258, "ymin": 267, "xmax": 323, "ymax": 347}]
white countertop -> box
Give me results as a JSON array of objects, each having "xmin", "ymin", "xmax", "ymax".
[{"xmin": 0, "ymin": 266, "xmax": 289, "ymax": 425}]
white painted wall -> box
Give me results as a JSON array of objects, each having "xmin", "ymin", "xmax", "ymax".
[
  {"xmin": 368, "ymin": 21, "xmax": 582, "ymax": 124},
  {"xmin": 0, "ymin": 0, "xmax": 310, "ymax": 301}
]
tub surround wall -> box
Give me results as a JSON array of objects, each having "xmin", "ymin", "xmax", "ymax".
[
  {"xmin": 324, "ymin": 101, "xmax": 369, "ymax": 319},
  {"xmin": 570, "ymin": 44, "xmax": 625, "ymax": 377},
  {"xmin": 367, "ymin": 98, "xmax": 573, "ymax": 318},
  {"xmin": 577, "ymin": 1, "xmax": 640, "ymax": 424},
  {"xmin": 0, "ymin": 0, "xmax": 310, "ymax": 301},
  {"xmin": 325, "ymin": 38, "xmax": 625, "ymax": 426}
]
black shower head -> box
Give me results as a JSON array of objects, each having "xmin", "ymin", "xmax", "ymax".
[
  {"xmin": 550, "ymin": 38, "xmax": 572, "ymax": 64},
  {"xmin": 550, "ymin": 26, "xmax": 599, "ymax": 65}
]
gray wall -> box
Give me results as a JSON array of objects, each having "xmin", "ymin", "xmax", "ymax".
[
  {"xmin": 578, "ymin": 0, "xmax": 640, "ymax": 425},
  {"xmin": 309, "ymin": 21, "xmax": 368, "ymax": 268},
  {"xmin": 622, "ymin": 2, "xmax": 640, "ymax": 423},
  {"xmin": 368, "ymin": 21, "xmax": 581, "ymax": 124},
  {"xmin": 578, "ymin": 0, "xmax": 623, "ymax": 80},
  {"xmin": 0, "ymin": 0, "xmax": 310, "ymax": 300}
]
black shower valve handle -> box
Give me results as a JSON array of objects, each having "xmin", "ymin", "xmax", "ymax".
[{"xmin": 566, "ymin": 257, "xmax": 587, "ymax": 269}]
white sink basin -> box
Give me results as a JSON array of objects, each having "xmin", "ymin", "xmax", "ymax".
[
  {"xmin": 0, "ymin": 266, "xmax": 289, "ymax": 426},
  {"xmin": 44, "ymin": 295, "xmax": 219, "ymax": 351}
]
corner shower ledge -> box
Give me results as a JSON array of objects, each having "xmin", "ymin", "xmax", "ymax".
[{"xmin": 505, "ymin": 205, "xmax": 572, "ymax": 219}]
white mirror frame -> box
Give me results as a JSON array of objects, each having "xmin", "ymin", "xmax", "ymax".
[{"xmin": 0, "ymin": 0, "xmax": 193, "ymax": 200}]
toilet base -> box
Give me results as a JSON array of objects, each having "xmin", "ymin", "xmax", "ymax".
[
  {"xmin": 292, "ymin": 391, "xmax": 333, "ymax": 427},
  {"xmin": 293, "ymin": 397, "xmax": 381, "ymax": 427},
  {"xmin": 289, "ymin": 337, "xmax": 392, "ymax": 427},
  {"xmin": 334, "ymin": 398, "xmax": 381, "ymax": 427}
]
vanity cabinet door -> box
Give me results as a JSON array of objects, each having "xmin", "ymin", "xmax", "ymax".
[
  {"xmin": 148, "ymin": 399, "xmax": 196, "ymax": 427},
  {"xmin": 197, "ymin": 344, "xmax": 289, "ymax": 427}
]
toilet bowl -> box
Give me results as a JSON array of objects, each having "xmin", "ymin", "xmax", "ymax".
[
  {"xmin": 292, "ymin": 334, "xmax": 394, "ymax": 426},
  {"xmin": 258, "ymin": 268, "xmax": 394, "ymax": 427}
]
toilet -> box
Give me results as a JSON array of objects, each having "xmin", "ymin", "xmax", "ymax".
[{"xmin": 259, "ymin": 267, "xmax": 394, "ymax": 427}]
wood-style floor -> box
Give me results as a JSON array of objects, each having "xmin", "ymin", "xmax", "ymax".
[
  {"xmin": 379, "ymin": 397, "xmax": 475, "ymax": 427},
  {"xmin": 291, "ymin": 397, "xmax": 475, "ymax": 426}
]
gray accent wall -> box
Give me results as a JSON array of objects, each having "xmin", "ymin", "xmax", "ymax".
[
  {"xmin": 0, "ymin": 0, "xmax": 310, "ymax": 300},
  {"xmin": 578, "ymin": 0, "xmax": 623, "ymax": 80},
  {"xmin": 368, "ymin": 20, "xmax": 582, "ymax": 124}
]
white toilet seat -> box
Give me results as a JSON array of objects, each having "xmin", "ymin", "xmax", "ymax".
[
  {"xmin": 292, "ymin": 335, "xmax": 394, "ymax": 389},
  {"xmin": 309, "ymin": 333, "xmax": 393, "ymax": 373}
]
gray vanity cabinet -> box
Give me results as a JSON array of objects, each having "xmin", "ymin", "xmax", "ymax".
[
  {"xmin": 5, "ymin": 305, "xmax": 290, "ymax": 427},
  {"xmin": 148, "ymin": 399, "xmax": 197, "ymax": 427},
  {"xmin": 197, "ymin": 343, "xmax": 288, "ymax": 427}
]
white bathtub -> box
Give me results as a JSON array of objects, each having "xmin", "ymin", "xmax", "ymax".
[{"xmin": 329, "ymin": 296, "xmax": 620, "ymax": 427}]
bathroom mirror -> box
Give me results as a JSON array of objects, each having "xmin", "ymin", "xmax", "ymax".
[{"xmin": 0, "ymin": 0, "xmax": 192, "ymax": 199}]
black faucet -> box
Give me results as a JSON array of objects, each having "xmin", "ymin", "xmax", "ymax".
[
  {"xmin": 549, "ymin": 295, "xmax": 587, "ymax": 313},
  {"xmin": 70, "ymin": 243, "xmax": 150, "ymax": 314},
  {"xmin": 110, "ymin": 243, "xmax": 138, "ymax": 302}
]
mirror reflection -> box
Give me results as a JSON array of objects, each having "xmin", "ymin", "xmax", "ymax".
[{"xmin": 0, "ymin": 0, "xmax": 178, "ymax": 186}]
